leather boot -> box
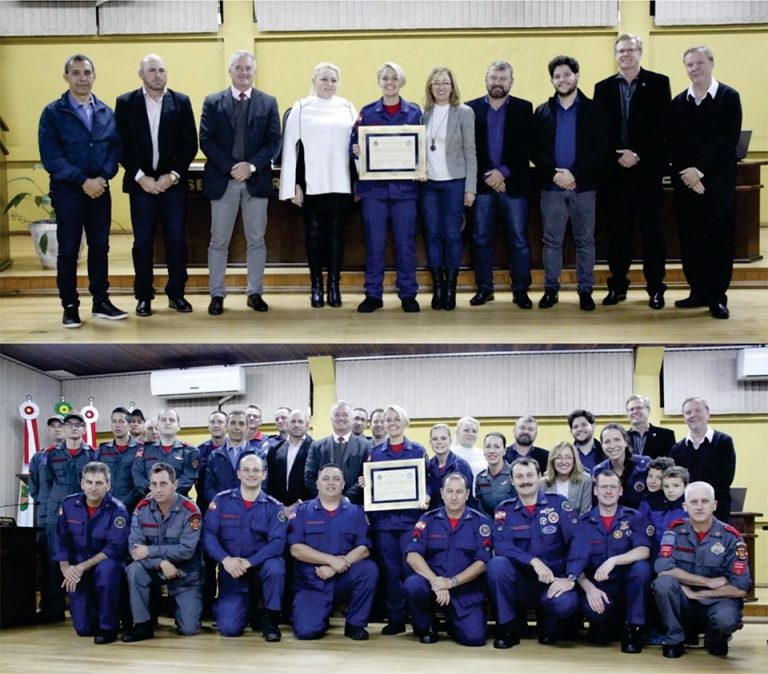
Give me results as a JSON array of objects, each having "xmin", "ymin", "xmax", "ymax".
[
  {"xmin": 305, "ymin": 212, "xmax": 324, "ymax": 308},
  {"xmin": 430, "ymin": 268, "xmax": 444, "ymax": 310},
  {"xmin": 310, "ymin": 274, "xmax": 324, "ymax": 308},
  {"xmin": 444, "ymin": 268, "xmax": 458, "ymax": 311},
  {"xmin": 326, "ymin": 210, "xmax": 345, "ymax": 308}
]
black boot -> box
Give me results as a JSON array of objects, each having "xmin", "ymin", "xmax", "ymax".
[
  {"xmin": 305, "ymin": 211, "xmax": 324, "ymax": 308},
  {"xmin": 430, "ymin": 268, "xmax": 444, "ymax": 310},
  {"xmin": 310, "ymin": 274, "xmax": 324, "ymax": 308},
  {"xmin": 327, "ymin": 277, "xmax": 341, "ymax": 308},
  {"xmin": 326, "ymin": 207, "xmax": 345, "ymax": 308},
  {"xmin": 262, "ymin": 610, "xmax": 282, "ymax": 642},
  {"xmin": 444, "ymin": 269, "xmax": 458, "ymax": 311}
]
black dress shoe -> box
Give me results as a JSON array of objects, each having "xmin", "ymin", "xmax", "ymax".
[
  {"xmin": 602, "ymin": 289, "xmax": 627, "ymax": 306},
  {"xmin": 168, "ymin": 297, "xmax": 193, "ymax": 312},
  {"xmin": 587, "ymin": 621, "xmax": 610, "ymax": 645},
  {"xmin": 538, "ymin": 633, "xmax": 558, "ymax": 645},
  {"xmin": 469, "ymin": 289, "xmax": 494, "ymax": 306},
  {"xmin": 513, "ymin": 290, "xmax": 533, "ymax": 309},
  {"xmin": 247, "ymin": 293, "xmax": 269, "ymax": 312},
  {"xmin": 419, "ymin": 630, "xmax": 439, "ymax": 644},
  {"xmin": 709, "ymin": 302, "xmax": 730, "ymax": 319},
  {"xmin": 62, "ymin": 304, "xmax": 82, "ymax": 329},
  {"xmin": 401, "ymin": 296, "xmax": 420, "ymax": 313},
  {"xmin": 344, "ymin": 623, "xmax": 369, "ymax": 640},
  {"xmin": 538, "ymin": 289, "xmax": 559, "ymax": 309},
  {"xmin": 579, "ymin": 291, "xmax": 596, "ymax": 311},
  {"xmin": 662, "ymin": 642, "xmax": 685, "ymax": 658},
  {"xmin": 36, "ymin": 610, "xmax": 66, "ymax": 624},
  {"xmin": 327, "ymin": 279, "xmax": 342, "ymax": 307},
  {"xmin": 121, "ymin": 620, "xmax": 154, "ymax": 643},
  {"xmin": 92, "ymin": 298, "xmax": 128, "ymax": 320},
  {"xmin": 705, "ymin": 632, "xmax": 729, "ymax": 656},
  {"xmin": 357, "ymin": 296, "xmax": 384, "ymax": 313},
  {"xmin": 675, "ymin": 294, "xmax": 707, "ymax": 308},
  {"xmin": 493, "ymin": 624, "xmax": 520, "ymax": 649},
  {"xmin": 621, "ymin": 624, "xmax": 643, "ymax": 654},
  {"xmin": 381, "ymin": 621, "xmax": 406, "ymax": 635},
  {"xmin": 208, "ymin": 296, "xmax": 224, "ymax": 316},
  {"xmin": 94, "ymin": 630, "xmax": 118, "ymax": 644},
  {"xmin": 136, "ymin": 299, "xmax": 152, "ymax": 317},
  {"xmin": 648, "ymin": 291, "xmax": 665, "ymax": 310}
]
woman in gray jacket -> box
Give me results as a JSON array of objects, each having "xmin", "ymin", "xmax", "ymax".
[
  {"xmin": 541, "ymin": 441, "xmax": 593, "ymax": 514},
  {"xmin": 420, "ymin": 67, "xmax": 477, "ymax": 310}
]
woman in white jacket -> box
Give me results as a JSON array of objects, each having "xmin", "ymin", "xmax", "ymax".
[{"xmin": 280, "ymin": 63, "xmax": 357, "ymax": 307}]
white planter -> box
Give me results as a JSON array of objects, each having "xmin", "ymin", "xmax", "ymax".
[{"xmin": 27, "ymin": 220, "xmax": 58, "ymax": 269}]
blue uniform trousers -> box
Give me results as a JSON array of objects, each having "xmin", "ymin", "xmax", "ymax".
[
  {"xmin": 361, "ymin": 197, "xmax": 418, "ymax": 299},
  {"xmin": 68, "ymin": 558, "xmax": 124, "ymax": 635},
  {"xmin": 403, "ymin": 575, "xmax": 486, "ymax": 646},
  {"xmin": 372, "ymin": 529, "xmax": 413, "ymax": 624},
  {"xmin": 292, "ymin": 559, "xmax": 378, "ymax": 639},
  {"xmin": 487, "ymin": 556, "xmax": 577, "ymax": 635},
  {"xmin": 126, "ymin": 561, "xmax": 202, "ymax": 635},
  {"xmin": 581, "ymin": 560, "xmax": 651, "ymax": 626},
  {"xmin": 653, "ymin": 574, "xmax": 743, "ymax": 644},
  {"xmin": 215, "ymin": 557, "xmax": 285, "ymax": 637}
]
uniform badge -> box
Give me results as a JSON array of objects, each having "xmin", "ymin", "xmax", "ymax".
[
  {"xmin": 620, "ymin": 520, "xmax": 629, "ymax": 530},
  {"xmin": 416, "ymin": 520, "xmax": 427, "ymax": 530},
  {"xmin": 539, "ymin": 517, "xmax": 548, "ymax": 526},
  {"xmin": 646, "ymin": 525, "xmax": 655, "ymax": 537},
  {"xmin": 113, "ymin": 516, "xmax": 126, "ymax": 529},
  {"xmin": 547, "ymin": 512, "xmax": 559, "ymax": 524},
  {"xmin": 710, "ymin": 542, "xmax": 725, "ymax": 555},
  {"xmin": 208, "ymin": 501, "xmax": 217, "ymax": 511},
  {"xmin": 660, "ymin": 544, "xmax": 673, "ymax": 557},
  {"xmin": 495, "ymin": 511, "xmax": 506, "ymax": 522},
  {"xmin": 542, "ymin": 525, "xmax": 557, "ymax": 535},
  {"xmin": 189, "ymin": 515, "xmax": 202, "ymax": 531},
  {"xmin": 613, "ymin": 530, "xmax": 623, "ymax": 539},
  {"xmin": 733, "ymin": 560, "xmax": 746, "ymax": 575},
  {"xmin": 174, "ymin": 453, "xmax": 183, "ymax": 462},
  {"xmin": 542, "ymin": 507, "xmax": 553, "ymax": 515},
  {"xmin": 191, "ymin": 458, "xmax": 200, "ymax": 470},
  {"xmin": 735, "ymin": 542, "xmax": 748, "ymax": 560},
  {"xmin": 634, "ymin": 481, "xmax": 645, "ymax": 492},
  {"xmin": 277, "ymin": 510, "xmax": 288, "ymax": 522},
  {"xmin": 479, "ymin": 524, "xmax": 491, "ymax": 537},
  {"xmin": 562, "ymin": 501, "xmax": 573, "ymax": 512}
]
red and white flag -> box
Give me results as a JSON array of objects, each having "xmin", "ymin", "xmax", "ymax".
[
  {"xmin": 17, "ymin": 397, "xmax": 40, "ymax": 527},
  {"xmin": 80, "ymin": 402, "xmax": 99, "ymax": 449}
]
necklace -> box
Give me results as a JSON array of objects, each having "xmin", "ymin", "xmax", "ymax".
[{"xmin": 429, "ymin": 105, "xmax": 449, "ymax": 151}]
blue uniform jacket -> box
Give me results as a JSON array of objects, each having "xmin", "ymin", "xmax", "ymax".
[
  {"xmin": 38, "ymin": 92, "xmax": 120, "ymax": 190},
  {"xmin": 351, "ymin": 97, "xmax": 423, "ymax": 200},
  {"xmin": 288, "ymin": 496, "xmax": 371, "ymax": 592},
  {"xmin": 96, "ymin": 438, "xmax": 143, "ymax": 512},
  {"xmin": 53, "ymin": 492, "xmax": 129, "ymax": 564},
  {"xmin": 203, "ymin": 488, "xmax": 287, "ymax": 567},
  {"xmin": 44, "ymin": 442, "xmax": 94, "ymax": 524},
  {"xmin": 130, "ymin": 493, "xmax": 203, "ymax": 588},
  {"xmin": 406, "ymin": 506, "xmax": 492, "ymax": 616},
  {"xmin": 132, "ymin": 440, "xmax": 200, "ymax": 497},
  {"xmin": 579, "ymin": 505, "xmax": 652, "ymax": 580},
  {"xmin": 426, "ymin": 451, "xmax": 475, "ymax": 510},
  {"xmin": 592, "ymin": 454, "xmax": 651, "ymax": 510},
  {"xmin": 493, "ymin": 491, "xmax": 586, "ymax": 578},
  {"xmin": 203, "ymin": 443, "xmax": 258, "ymax": 504},
  {"xmin": 368, "ymin": 438, "xmax": 429, "ymax": 531},
  {"xmin": 655, "ymin": 517, "xmax": 751, "ymax": 601},
  {"xmin": 28, "ymin": 447, "xmax": 53, "ymax": 526},
  {"xmin": 638, "ymin": 492, "xmax": 685, "ymax": 556}
]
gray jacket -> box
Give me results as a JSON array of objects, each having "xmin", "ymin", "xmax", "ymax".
[{"xmin": 422, "ymin": 103, "xmax": 477, "ymax": 193}]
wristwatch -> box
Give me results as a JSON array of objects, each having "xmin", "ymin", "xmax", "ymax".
[
  {"xmin": 566, "ymin": 573, "xmax": 577, "ymax": 583},
  {"xmin": 170, "ymin": 171, "xmax": 180, "ymax": 185},
  {"xmin": 249, "ymin": 163, "xmax": 256, "ymax": 174},
  {"xmin": 450, "ymin": 576, "xmax": 459, "ymax": 588}
]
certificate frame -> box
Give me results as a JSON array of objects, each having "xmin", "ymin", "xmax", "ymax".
[
  {"xmin": 358, "ymin": 125, "xmax": 427, "ymax": 180},
  {"xmin": 363, "ymin": 458, "xmax": 427, "ymax": 512}
]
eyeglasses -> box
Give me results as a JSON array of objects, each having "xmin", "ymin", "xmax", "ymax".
[
  {"xmin": 597, "ymin": 485, "xmax": 620, "ymax": 491},
  {"xmin": 64, "ymin": 422, "xmax": 85, "ymax": 429}
]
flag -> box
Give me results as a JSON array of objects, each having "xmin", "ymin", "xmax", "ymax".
[{"xmin": 17, "ymin": 398, "xmax": 40, "ymax": 527}]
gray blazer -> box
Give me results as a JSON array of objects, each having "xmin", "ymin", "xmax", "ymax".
[
  {"xmin": 304, "ymin": 434, "xmax": 372, "ymax": 505},
  {"xmin": 541, "ymin": 473, "xmax": 593, "ymax": 515},
  {"xmin": 422, "ymin": 103, "xmax": 477, "ymax": 193}
]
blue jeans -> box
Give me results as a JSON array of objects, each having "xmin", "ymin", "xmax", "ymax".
[
  {"xmin": 419, "ymin": 178, "xmax": 465, "ymax": 269},
  {"xmin": 540, "ymin": 189, "xmax": 595, "ymax": 292},
  {"xmin": 471, "ymin": 192, "xmax": 531, "ymax": 292}
]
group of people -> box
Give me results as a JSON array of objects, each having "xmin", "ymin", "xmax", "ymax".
[
  {"xmin": 38, "ymin": 34, "xmax": 742, "ymax": 327},
  {"xmin": 28, "ymin": 394, "xmax": 746, "ymax": 657}
]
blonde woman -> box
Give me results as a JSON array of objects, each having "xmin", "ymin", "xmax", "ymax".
[{"xmin": 541, "ymin": 441, "xmax": 592, "ymax": 514}]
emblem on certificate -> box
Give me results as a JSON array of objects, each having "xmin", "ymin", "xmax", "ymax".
[
  {"xmin": 363, "ymin": 458, "xmax": 427, "ymax": 512},
  {"xmin": 358, "ymin": 125, "xmax": 427, "ymax": 180}
]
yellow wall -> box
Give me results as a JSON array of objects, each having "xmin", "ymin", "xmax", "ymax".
[{"xmin": 2, "ymin": 0, "xmax": 766, "ymax": 229}]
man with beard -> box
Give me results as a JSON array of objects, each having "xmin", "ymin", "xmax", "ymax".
[
  {"xmin": 566, "ymin": 409, "xmax": 604, "ymax": 472},
  {"xmin": 532, "ymin": 55, "xmax": 607, "ymax": 311},
  {"xmin": 504, "ymin": 415, "xmax": 549, "ymax": 473},
  {"xmin": 129, "ymin": 409, "xmax": 146, "ymax": 444},
  {"xmin": 466, "ymin": 61, "xmax": 534, "ymax": 309}
]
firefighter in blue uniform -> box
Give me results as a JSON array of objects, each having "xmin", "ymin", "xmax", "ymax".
[
  {"xmin": 203, "ymin": 453, "xmax": 286, "ymax": 640},
  {"xmin": 202, "ymin": 410, "xmax": 257, "ymax": 504},
  {"xmin": 366, "ymin": 405, "xmax": 429, "ymax": 635},
  {"xmin": 95, "ymin": 406, "xmax": 143, "ymax": 512},
  {"xmin": 289, "ymin": 464, "xmax": 378, "ymax": 640},
  {"xmin": 131, "ymin": 409, "xmax": 200, "ymax": 497},
  {"xmin": 475, "ymin": 432, "xmax": 514, "ymax": 517},
  {"xmin": 576, "ymin": 469, "xmax": 652, "ymax": 653},
  {"xmin": 53, "ymin": 461, "xmax": 129, "ymax": 643},
  {"xmin": 404, "ymin": 473, "xmax": 492, "ymax": 646},
  {"xmin": 487, "ymin": 457, "xmax": 586, "ymax": 648},
  {"xmin": 425, "ymin": 423, "xmax": 475, "ymax": 510},
  {"xmin": 591, "ymin": 424, "xmax": 650, "ymax": 509},
  {"xmin": 653, "ymin": 481, "xmax": 751, "ymax": 659},
  {"xmin": 122, "ymin": 462, "xmax": 203, "ymax": 642}
]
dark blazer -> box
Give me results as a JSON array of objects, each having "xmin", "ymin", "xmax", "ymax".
[
  {"xmin": 304, "ymin": 434, "xmax": 372, "ymax": 505},
  {"xmin": 630, "ymin": 423, "xmax": 676, "ymax": 459},
  {"xmin": 114, "ymin": 88, "xmax": 198, "ymax": 193},
  {"xmin": 504, "ymin": 444, "xmax": 550, "ymax": 475},
  {"xmin": 531, "ymin": 89, "xmax": 608, "ymax": 192},
  {"xmin": 265, "ymin": 434, "xmax": 313, "ymax": 506},
  {"xmin": 199, "ymin": 87, "xmax": 281, "ymax": 200},
  {"xmin": 592, "ymin": 68, "xmax": 671, "ymax": 179},
  {"xmin": 465, "ymin": 94, "xmax": 534, "ymax": 197}
]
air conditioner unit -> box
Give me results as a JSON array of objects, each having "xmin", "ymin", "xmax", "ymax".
[
  {"xmin": 736, "ymin": 348, "xmax": 768, "ymax": 382},
  {"xmin": 150, "ymin": 366, "xmax": 246, "ymax": 398}
]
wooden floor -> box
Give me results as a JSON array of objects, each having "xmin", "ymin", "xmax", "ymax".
[{"xmin": 0, "ymin": 617, "xmax": 766, "ymax": 674}]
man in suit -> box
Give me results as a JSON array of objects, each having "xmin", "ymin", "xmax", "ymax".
[
  {"xmin": 593, "ymin": 34, "xmax": 671, "ymax": 310},
  {"xmin": 266, "ymin": 409, "xmax": 313, "ymax": 507},
  {"xmin": 626, "ymin": 394, "xmax": 676, "ymax": 459},
  {"xmin": 115, "ymin": 53, "xmax": 198, "ymax": 317},
  {"xmin": 304, "ymin": 401, "xmax": 372, "ymax": 505},
  {"xmin": 465, "ymin": 61, "xmax": 534, "ymax": 309},
  {"xmin": 199, "ymin": 50, "xmax": 281, "ymax": 316}
]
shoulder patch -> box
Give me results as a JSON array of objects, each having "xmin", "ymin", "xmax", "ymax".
[
  {"xmin": 189, "ymin": 514, "xmax": 202, "ymax": 531},
  {"xmin": 561, "ymin": 501, "xmax": 573, "ymax": 512},
  {"xmin": 646, "ymin": 524, "xmax": 655, "ymax": 537},
  {"xmin": 191, "ymin": 458, "xmax": 200, "ymax": 470},
  {"xmin": 479, "ymin": 523, "xmax": 491, "ymax": 537},
  {"xmin": 735, "ymin": 541, "xmax": 748, "ymax": 560},
  {"xmin": 114, "ymin": 516, "xmax": 127, "ymax": 529}
]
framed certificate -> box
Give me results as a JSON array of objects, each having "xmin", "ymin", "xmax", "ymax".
[
  {"xmin": 358, "ymin": 125, "xmax": 426, "ymax": 180},
  {"xmin": 363, "ymin": 458, "xmax": 428, "ymax": 512}
]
